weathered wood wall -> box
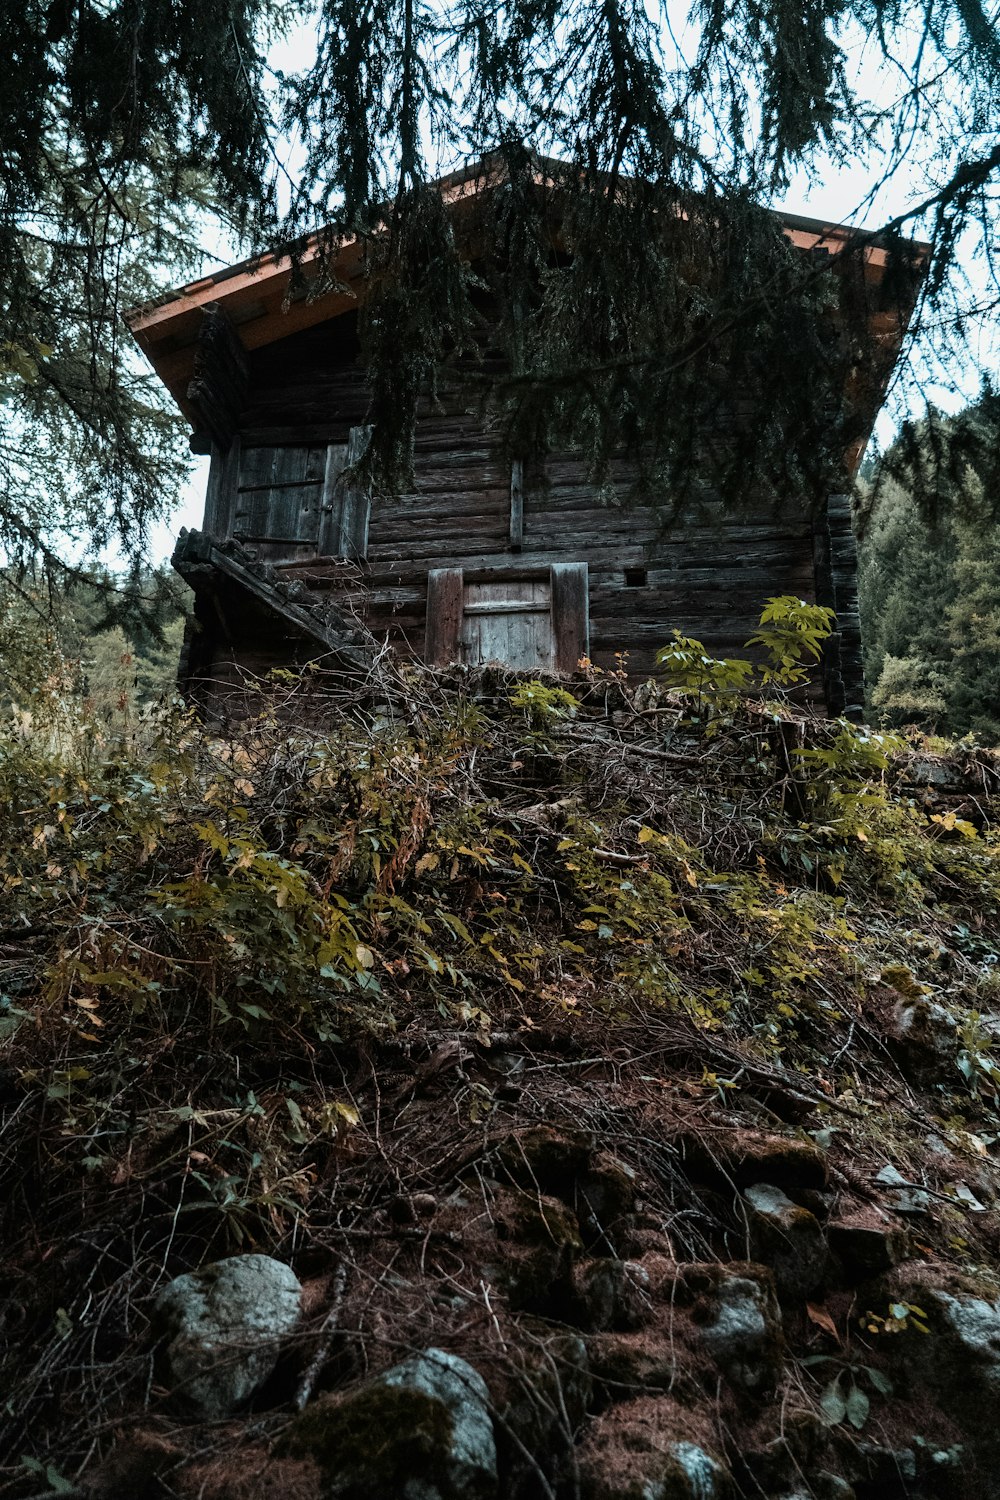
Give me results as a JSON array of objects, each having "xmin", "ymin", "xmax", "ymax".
[{"xmin": 191, "ymin": 313, "xmax": 841, "ymax": 697}]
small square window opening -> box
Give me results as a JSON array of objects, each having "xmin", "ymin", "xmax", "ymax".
[{"xmin": 624, "ymin": 567, "xmax": 648, "ymax": 588}]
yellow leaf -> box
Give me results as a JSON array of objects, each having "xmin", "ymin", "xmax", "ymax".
[{"xmin": 355, "ymin": 943, "xmax": 375, "ymax": 969}]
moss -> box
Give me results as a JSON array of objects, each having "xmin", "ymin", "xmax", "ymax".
[
  {"xmin": 489, "ymin": 1187, "xmax": 583, "ymax": 1312},
  {"xmin": 672, "ymin": 1128, "xmax": 827, "ymax": 1193},
  {"xmin": 507, "ymin": 1189, "xmax": 583, "ymax": 1251},
  {"xmin": 283, "ymin": 1383, "xmax": 454, "ymax": 1496},
  {"xmin": 497, "ymin": 1126, "xmax": 596, "ymax": 1194}
]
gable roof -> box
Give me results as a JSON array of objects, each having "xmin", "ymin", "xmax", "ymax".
[{"xmin": 127, "ymin": 159, "xmax": 929, "ymax": 473}]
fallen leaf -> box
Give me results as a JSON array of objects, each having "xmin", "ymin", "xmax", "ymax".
[{"xmin": 807, "ymin": 1302, "xmax": 841, "ymax": 1343}]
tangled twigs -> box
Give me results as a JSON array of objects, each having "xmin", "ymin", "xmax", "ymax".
[{"xmin": 295, "ymin": 1260, "xmax": 349, "ymax": 1412}]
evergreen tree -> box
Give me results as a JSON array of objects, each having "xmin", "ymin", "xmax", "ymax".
[
  {"xmin": 3, "ymin": 0, "xmax": 1000, "ymax": 587},
  {"xmin": 860, "ymin": 398, "xmax": 1000, "ymax": 742},
  {"xmin": 0, "ymin": 565, "xmax": 190, "ymax": 712}
]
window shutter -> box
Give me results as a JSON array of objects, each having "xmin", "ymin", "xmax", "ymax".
[
  {"xmin": 425, "ymin": 568, "xmax": 464, "ymax": 666},
  {"xmin": 320, "ymin": 424, "xmax": 373, "ymax": 558},
  {"xmin": 550, "ymin": 562, "xmax": 589, "ymax": 672}
]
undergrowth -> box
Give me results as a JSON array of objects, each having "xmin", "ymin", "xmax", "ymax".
[{"xmin": 4, "ymin": 650, "xmax": 1000, "ymax": 1492}]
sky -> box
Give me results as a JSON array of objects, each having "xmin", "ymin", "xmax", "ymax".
[{"xmin": 145, "ymin": 3, "xmax": 996, "ymax": 563}]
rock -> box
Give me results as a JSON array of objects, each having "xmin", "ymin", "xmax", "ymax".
[
  {"xmin": 575, "ymin": 1258, "xmax": 652, "ymax": 1331},
  {"xmin": 908, "ymin": 756, "xmax": 962, "ymax": 789},
  {"xmin": 586, "ymin": 1331, "xmax": 704, "ymax": 1408},
  {"xmin": 854, "ymin": 1439, "xmax": 969, "ymax": 1499},
  {"xmin": 286, "ymin": 1347, "xmax": 497, "ymax": 1500},
  {"xmin": 742, "ymin": 1184, "xmax": 827, "ymax": 1298},
  {"xmin": 828, "ymin": 1220, "xmax": 911, "ymax": 1280},
  {"xmin": 698, "ymin": 1269, "xmax": 783, "ymax": 1392},
  {"xmin": 890, "ymin": 995, "xmax": 957, "ymax": 1080},
  {"xmin": 497, "ymin": 1125, "xmax": 596, "ymax": 1192},
  {"xmin": 578, "ymin": 1153, "xmax": 640, "ymax": 1247},
  {"xmin": 577, "ymin": 1398, "xmax": 729, "ymax": 1499},
  {"xmin": 487, "ymin": 1186, "xmax": 583, "ymax": 1312},
  {"xmin": 774, "ymin": 1477, "xmax": 855, "ymax": 1500},
  {"xmin": 816, "ymin": 1480, "xmax": 855, "ymax": 1500},
  {"xmin": 154, "ymin": 1254, "xmax": 302, "ymax": 1417},
  {"xmin": 736, "ymin": 1408, "xmax": 845, "ymax": 1499},
  {"xmin": 495, "ymin": 1127, "xmax": 637, "ymax": 1248},
  {"xmin": 881, "ymin": 1284, "xmax": 1000, "ymax": 1485},
  {"xmin": 873, "ymin": 1164, "xmax": 932, "ymax": 1215},
  {"xmin": 496, "ymin": 1324, "xmax": 591, "ymax": 1498},
  {"xmin": 671, "ymin": 1442, "xmax": 727, "ymax": 1499},
  {"xmin": 673, "ymin": 1129, "xmax": 827, "ymax": 1194},
  {"xmin": 615, "ymin": 1212, "xmax": 675, "ymax": 1259}
]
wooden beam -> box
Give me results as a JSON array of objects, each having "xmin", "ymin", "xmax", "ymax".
[
  {"xmin": 186, "ymin": 304, "xmax": 250, "ymax": 450},
  {"xmin": 509, "ymin": 459, "xmax": 524, "ymax": 550},
  {"xmin": 172, "ymin": 529, "xmax": 371, "ymax": 670},
  {"xmin": 425, "ymin": 568, "xmax": 464, "ymax": 666},
  {"xmin": 551, "ymin": 561, "xmax": 590, "ymax": 673}
]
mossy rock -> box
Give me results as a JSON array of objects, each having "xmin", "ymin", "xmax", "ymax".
[
  {"xmin": 694, "ymin": 1267, "xmax": 784, "ymax": 1394},
  {"xmin": 743, "ymin": 1184, "xmax": 827, "ymax": 1299},
  {"xmin": 586, "ymin": 1331, "xmax": 705, "ymax": 1408},
  {"xmin": 672, "ymin": 1129, "xmax": 827, "ymax": 1195},
  {"xmin": 494, "ymin": 1128, "xmax": 637, "ymax": 1250},
  {"xmin": 504, "ymin": 1187, "xmax": 584, "ymax": 1250},
  {"xmin": 578, "ymin": 1154, "xmax": 640, "ymax": 1247},
  {"xmin": 574, "ymin": 1258, "xmax": 653, "ymax": 1331},
  {"xmin": 497, "ymin": 1125, "xmax": 597, "ymax": 1193},
  {"xmin": 286, "ymin": 1383, "xmax": 451, "ymax": 1480},
  {"xmin": 488, "ymin": 1187, "xmax": 584, "ymax": 1313},
  {"xmin": 283, "ymin": 1349, "xmax": 497, "ymax": 1500}
]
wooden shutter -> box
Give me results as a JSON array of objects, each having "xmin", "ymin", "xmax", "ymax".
[
  {"xmin": 319, "ymin": 424, "xmax": 373, "ymax": 558},
  {"xmin": 203, "ymin": 437, "xmax": 241, "ymax": 537},
  {"xmin": 425, "ymin": 568, "xmax": 464, "ymax": 666},
  {"xmin": 425, "ymin": 563, "xmax": 589, "ymax": 672},
  {"xmin": 551, "ymin": 562, "xmax": 589, "ymax": 672},
  {"xmin": 231, "ymin": 443, "xmax": 327, "ymax": 559},
  {"xmin": 463, "ymin": 577, "xmax": 554, "ymax": 669}
]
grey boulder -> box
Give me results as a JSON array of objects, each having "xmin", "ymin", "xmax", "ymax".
[
  {"xmin": 700, "ymin": 1270, "xmax": 783, "ymax": 1391},
  {"xmin": 155, "ymin": 1253, "xmax": 302, "ymax": 1417},
  {"xmin": 285, "ymin": 1346, "xmax": 497, "ymax": 1499},
  {"xmin": 743, "ymin": 1183, "xmax": 827, "ymax": 1298}
]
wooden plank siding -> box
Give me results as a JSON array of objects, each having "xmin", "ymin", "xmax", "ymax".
[{"xmin": 188, "ymin": 314, "xmax": 843, "ymax": 698}]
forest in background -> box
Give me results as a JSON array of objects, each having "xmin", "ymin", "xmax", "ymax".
[
  {"xmin": 860, "ymin": 396, "xmax": 1000, "ymax": 743},
  {"xmin": 0, "ymin": 567, "xmax": 189, "ymax": 716}
]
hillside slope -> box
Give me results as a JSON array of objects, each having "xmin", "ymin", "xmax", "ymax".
[{"xmin": 3, "ymin": 657, "xmax": 1000, "ymax": 1499}]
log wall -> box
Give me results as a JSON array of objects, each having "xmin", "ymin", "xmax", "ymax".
[{"xmin": 190, "ymin": 314, "xmax": 854, "ymax": 702}]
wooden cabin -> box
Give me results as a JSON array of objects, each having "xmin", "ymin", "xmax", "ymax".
[{"xmin": 127, "ymin": 164, "xmax": 924, "ymax": 716}]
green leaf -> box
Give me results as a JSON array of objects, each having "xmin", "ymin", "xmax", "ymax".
[
  {"xmin": 818, "ymin": 1375, "xmax": 847, "ymax": 1426},
  {"xmin": 865, "ymin": 1367, "xmax": 893, "ymax": 1396},
  {"xmin": 845, "ymin": 1384, "xmax": 870, "ymax": 1429}
]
